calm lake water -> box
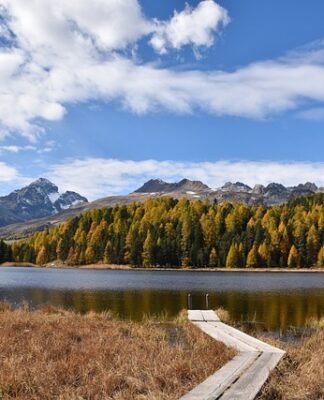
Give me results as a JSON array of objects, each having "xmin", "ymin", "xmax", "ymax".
[{"xmin": 0, "ymin": 267, "xmax": 324, "ymax": 332}]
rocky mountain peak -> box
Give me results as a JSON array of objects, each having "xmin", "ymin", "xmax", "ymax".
[
  {"xmin": 20, "ymin": 178, "xmax": 58, "ymax": 197},
  {"xmin": 221, "ymin": 182, "xmax": 252, "ymax": 192},
  {"xmin": 134, "ymin": 178, "xmax": 210, "ymax": 194},
  {"xmin": 31, "ymin": 177, "xmax": 56, "ymax": 187},
  {"xmin": 54, "ymin": 191, "xmax": 88, "ymax": 211},
  {"xmin": 134, "ymin": 179, "xmax": 169, "ymax": 193},
  {"xmin": 0, "ymin": 179, "xmax": 88, "ymax": 226},
  {"xmin": 176, "ymin": 179, "xmax": 210, "ymax": 192},
  {"xmin": 293, "ymin": 182, "xmax": 318, "ymax": 192},
  {"xmin": 265, "ymin": 183, "xmax": 288, "ymax": 193},
  {"xmin": 252, "ymin": 184, "xmax": 265, "ymax": 194}
]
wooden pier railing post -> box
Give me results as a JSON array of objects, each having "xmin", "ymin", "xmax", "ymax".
[
  {"xmin": 187, "ymin": 293, "xmax": 192, "ymax": 310},
  {"xmin": 205, "ymin": 293, "xmax": 210, "ymax": 309}
]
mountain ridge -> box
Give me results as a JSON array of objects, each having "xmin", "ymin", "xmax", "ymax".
[{"xmin": 0, "ymin": 177, "xmax": 323, "ymax": 240}]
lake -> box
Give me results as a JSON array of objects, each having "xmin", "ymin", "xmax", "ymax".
[{"xmin": 0, "ymin": 267, "xmax": 323, "ymax": 332}]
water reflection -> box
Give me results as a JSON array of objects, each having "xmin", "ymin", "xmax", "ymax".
[{"xmin": 0, "ymin": 267, "xmax": 323, "ymax": 332}]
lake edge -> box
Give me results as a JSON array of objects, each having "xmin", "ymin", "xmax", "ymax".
[{"xmin": 2, "ymin": 262, "xmax": 324, "ymax": 273}]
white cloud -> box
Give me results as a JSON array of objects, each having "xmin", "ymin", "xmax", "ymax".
[
  {"xmin": 0, "ymin": 0, "xmax": 324, "ymax": 141},
  {"xmin": 150, "ymin": 0, "xmax": 229, "ymax": 55},
  {"xmin": 0, "ymin": 144, "xmax": 36, "ymax": 153},
  {"xmin": 297, "ymin": 107, "xmax": 324, "ymax": 121},
  {"xmin": 0, "ymin": 161, "xmax": 27, "ymax": 189},
  {"xmin": 46, "ymin": 158, "xmax": 324, "ymax": 200}
]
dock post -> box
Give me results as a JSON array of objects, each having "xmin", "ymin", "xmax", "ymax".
[
  {"xmin": 205, "ymin": 293, "xmax": 210, "ymax": 309},
  {"xmin": 187, "ymin": 293, "xmax": 192, "ymax": 310}
]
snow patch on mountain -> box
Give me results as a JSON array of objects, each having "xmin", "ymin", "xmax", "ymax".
[{"xmin": 48, "ymin": 192, "xmax": 61, "ymax": 204}]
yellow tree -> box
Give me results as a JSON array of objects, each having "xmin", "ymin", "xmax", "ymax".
[
  {"xmin": 226, "ymin": 244, "xmax": 239, "ymax": 269},
  {"xmin": 209, "ymin": 247, "xmax": 218, "ymax": 267},
  {"xmin": 258, "ymin": 242, "xmax": 270, "ymax": 267},
  {"xmin": 36, "ymin": 246, "xmax": 47, "ymax": 265},
  {"xmin": 287, "ymin": 245, "xmax": 300, "ymax": 268},
  {"xmin": 246, "ymin": 245, "xmax": 258, "ymax": 268},
  {"xmin": 142, "ymin": 231, "xmax": 154, "ymax": 267},
  {"xmin": 317, "ymin": 246, "xmax": 324, "ymax": 268},
  {"xmin": 85, "ymin": 245, "xmax": 96, "ymax": 264},
  {"xmin": 306, "ymin": 225, "xmax": 320, "ymax": 266}
]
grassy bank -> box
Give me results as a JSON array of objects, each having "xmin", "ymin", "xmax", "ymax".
[
  {"xmin": 0, "ymin": 304, "xmax": 233, "ymax": 400},
  {"xmin": 256, "ymin": 320, "xmax": 324, "ymax": 400},
  {"xmin": 2, "ymin": 261, "xmax": 324, "ymax": 272}
]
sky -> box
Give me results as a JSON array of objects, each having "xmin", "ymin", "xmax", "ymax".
[{"xmin": 1, "ymin": 0, "xmax": 324, "ymax": 199}]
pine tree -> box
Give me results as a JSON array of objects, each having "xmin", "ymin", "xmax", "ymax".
[
  {"xmin": 0, "ymin": 240, "xmax": 8, "ymax": 263},
  {"xmin": 294, "ymin": 222, "xmax": 307, "ymax": 266},
  {"xmin": 180, "ymin": 214, "xmax": 191, "ymax": 267},
  {"xmin": 36, "ymin": 246, "xmax": 47, "ymax": 265},
  {"xmin": 85, "ymin": 245, "xmax": 96, "ymax": 264},
  {"xmin": 306, "ymin": 225, "xmax": 320, "ymax": 267},
  {"xmin": 317, "ymin": 246, "xmax": 324, "ymax": 268},
  {"xmin": 226, "ymin": 243, "xmax": 239, "ymax": 268},
  {"xmin": 125, "ymin": 224, "xmax": 142, "ymax": 265},
  {"xmin": 66, "ymin": 247, "xmax": 79, "ymax": 266},
  {"xmin": 246, "ymin": 245, "xmax": 258, "ymax": 268},
  {"xmin": 209, "ymin": 247, "xmax": 218, "ymax": 267},
  {"xmin": 142, "ymin": 231, "xmax": 155, "ymax": 267},
  {"xmin": 56, "ymin": 237, "xmax": 70, "ymax": 261},
  {"xmin": 238, "ymin": 242, "xmax": 245, "ymax": 268},
  {"xmin": 287, "ymin": 245, "xmax": 300, "ymax": 268},
  {"xmin": 258, "ymin": 242, "xmax": 270, "ymax": 267}
]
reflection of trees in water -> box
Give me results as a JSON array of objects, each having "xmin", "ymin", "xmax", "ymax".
[
  {"xmin": 1, "ymin": 288, "xmax": 323, "ymax": 331},
  {"xmin": 212, "ymin": 291, "xmax": 324, "ymax": 331}
]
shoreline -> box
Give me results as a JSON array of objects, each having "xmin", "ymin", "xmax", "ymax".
[{"xmin": 1, "ymin": 262, "xmax": 324, "ymax": 273}]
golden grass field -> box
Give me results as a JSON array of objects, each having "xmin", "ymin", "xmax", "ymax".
[
  {"xmin": 256, "ymin": 318, "xmax": 324, "ymax": 400},
  {"xmin": 0, "ymin": 304, "xmax": 234, "ymax": 400}
]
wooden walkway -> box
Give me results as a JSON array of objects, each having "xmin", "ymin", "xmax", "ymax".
[{"xmin": 180, "ymin": 310, "xmax": 285, "ymax": 400}]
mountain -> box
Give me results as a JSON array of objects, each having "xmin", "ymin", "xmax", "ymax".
[
  {"xmin": 0, "ymin": 178, "xmax": 87, "ymax": 227},
  {"xmin": 221, "ymin": 182, "xmax": 252, "ymax": 192},
  {"xmin": 135, "ymin": 179, "xmax": 323, "ymax": 206},
  {"xmin": 134, "ymin": 178, "xmax": 210, "ymax": 194},
  {"xmin": 0, "ymin": 178, "xmax": 323, "ymax": 240}
]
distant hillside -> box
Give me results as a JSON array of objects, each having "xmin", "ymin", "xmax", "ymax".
[
  {"xmin": 7, "ymin": 193, "xmax": 324, "ymax": 269},
  {"xmin": 0, "ymin": 178, "xmax": 323, "ymax": 240}
]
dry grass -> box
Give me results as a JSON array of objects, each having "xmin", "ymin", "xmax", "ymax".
[
  {"xmin": 0, "ymin": 305, "xmax": 234, "ymax": 400},
  {"xmin": 214, "ymin": 307, "xmax": 232, "ymax": 324},
  {"xmin": 257, "ymin": 319, "xmax": 324, "ymax": 400}
]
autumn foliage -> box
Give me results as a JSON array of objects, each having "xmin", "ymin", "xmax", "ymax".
[{"xmin": 6, "ymin": 193, "xmax": 324, "ymax": 268}]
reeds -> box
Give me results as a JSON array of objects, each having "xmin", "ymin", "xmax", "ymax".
[
  {"xmin": 0, "ymin": 304, "xmax": 233, "ymax": 399},
  {"xmin": 257, "ymin": 318, "xmax": 324, "ymax": 400}
]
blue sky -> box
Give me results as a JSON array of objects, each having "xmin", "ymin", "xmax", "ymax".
[{"xmin": 1, "ymin": 0, "xmax": 324, "ymax": 199}]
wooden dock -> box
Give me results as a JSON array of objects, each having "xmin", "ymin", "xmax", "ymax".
[{"xmin": 180, "ymin": 310, "xmax": 285, "ymax": 400}]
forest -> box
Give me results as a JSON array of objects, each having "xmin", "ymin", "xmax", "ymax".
[{"xmin": 2, "ymin": 193, "xmax": 324, "ymax": 268}]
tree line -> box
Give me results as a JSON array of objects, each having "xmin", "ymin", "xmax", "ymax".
[{"xmin": 4, "ymin": 194, "xmax": 324, "ymax": 268}]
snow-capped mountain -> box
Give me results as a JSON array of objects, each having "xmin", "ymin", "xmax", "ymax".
[{"xmin": 0, "ymin": 178, "xmax": 87, "ymax": 226}]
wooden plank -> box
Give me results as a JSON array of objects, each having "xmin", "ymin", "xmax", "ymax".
[
  {"xmin": 209, "ymin": 321, "xmax": 285, "ymax": 354},
  {"xmin": 188, "ymin": 310, "xmax": 204, "ymax": 321},
  {"xmin": 180, "ymin": 352, "xmax": 258, "ymax": 400},
  {"xmin": 220, "ymin": 352, "xmax": 284, "ymax": 400},
  {"xmin": 182, "ymin": 312, "xmax": 285, "ymax": 400},
  {"xmin": 193, "ymin": 321, "xmax": 258, "ymax": 353},
  {"xmin": 201, "ymin": 310, "xmax": 220, "ymax": 322}
]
